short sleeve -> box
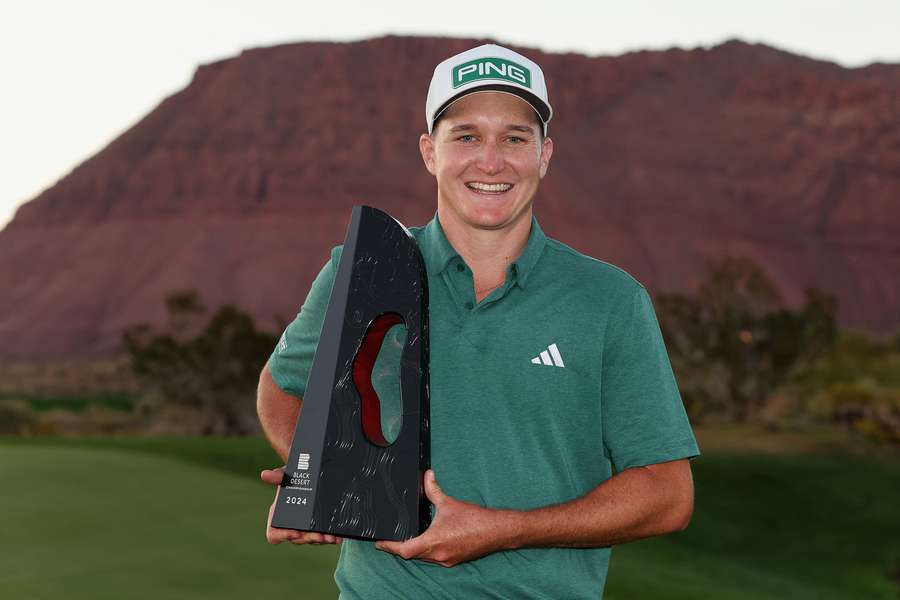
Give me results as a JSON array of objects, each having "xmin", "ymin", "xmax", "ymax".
[
  {"xmin": 601, "ymin": 284, "xmax": 700, "ymax": 472},
  {"xmin": 268, "ymin": 245, "xmax": 343, "ymax": 398}
]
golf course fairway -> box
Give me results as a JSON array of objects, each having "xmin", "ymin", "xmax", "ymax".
[
  {"xmin": 1, "ymin": 445, "xmax": 339, "ymax": 599},
  {"xmin": 2, "ymin": 439, "xmax": 898, "ymax": 599}
]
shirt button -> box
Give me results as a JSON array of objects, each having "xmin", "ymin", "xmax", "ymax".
[
  {"xmin": 464, "ymin": 301, "xmax": 473, "ymax": 310},
  {"xmin": 456, "ymin": 264, "xmax": 465, "ymax": 272}
]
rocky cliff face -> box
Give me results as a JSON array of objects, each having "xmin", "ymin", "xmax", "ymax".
[{"xmin": 1, "ymin": 36, "xmax": 898, "ymax": 362}]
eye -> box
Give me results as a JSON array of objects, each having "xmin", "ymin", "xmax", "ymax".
[
  {"xmin": 507, "ymin": 136, "xmax": 525, "ymax": 144},
  {"xmin": 457, "ymin": 134, "xmax": 477, "ymax": 143}
]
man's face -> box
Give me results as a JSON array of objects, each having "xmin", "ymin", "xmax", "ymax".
[{"xmin": 419, "ymin": 92, "xmax": 553, "ymax": 232}]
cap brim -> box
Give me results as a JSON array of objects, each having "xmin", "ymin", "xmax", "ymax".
[{"xmin": 430, "ymin": 84, "xmax": 551, "ymax": 133}]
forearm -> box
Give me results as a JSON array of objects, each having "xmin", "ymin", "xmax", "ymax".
[
  {"xmin": 257, "ymin": 361, "xmax": 302, "ymax": 461},
  {"xmin": 505, "ymin": 460, "xmax": 694, "ymax": 550}
]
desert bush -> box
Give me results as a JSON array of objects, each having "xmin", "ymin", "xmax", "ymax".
[
  {"xmin": 122, "ymin": 290, "xmax": 277, "ymax": 435},
  {"xmin": 31, "ymin": 406, "xmax": 136, "ymax": 436},
  {"xmin": 787, "ymin": 332, "xmax": 900, "ymax": 396},
  {"xmin": 808, "ymin": 381, "xmax": 900, "ymax": 445},
  {"xmin": 0, "ymin": 358, "xmax": 138, "ymax": 396},
  {"xmin": 0, "ymin": 400, "xmax": 37, "ymax": 435},
  {"xmin": 783, "ymin": 332, "xmax": 900, "ymax": 444},
  {"xmin": 657, "ymin": 257, "xmax": 837, "ymax": 422}
]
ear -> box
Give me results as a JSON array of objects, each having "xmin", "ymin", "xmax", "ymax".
[
  {"xmin": 419, "ymin": 133, "xmax": 437, "ymax": 176},
  {"xmin": 539, "ymin": 136, "xmax": 554, "ymax": 178}
]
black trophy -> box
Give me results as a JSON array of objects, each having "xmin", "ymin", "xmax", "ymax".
[{"xmin": 272, "ymin": 205, "xmax": 431, "ymax": 541}]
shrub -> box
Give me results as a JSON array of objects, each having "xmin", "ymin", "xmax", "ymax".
[
  {"xmin": 657, "ymin": 257, "xmax": 837, "ymax": 422},
  {"xmin": 810, "ymin": 382, "xmax": 900, "ymax": 445},
  {"xmin": 122, "ymin": 291, "xmax": 278, "ymax": 435},
  {"xmin": 0, "ymin": 400, "xmax": 36, "ymax": 435}
]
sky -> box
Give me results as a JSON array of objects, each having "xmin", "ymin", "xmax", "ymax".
[{"xmin": 1, "ymin": 0, "xmax": 898, "ymax": 231}]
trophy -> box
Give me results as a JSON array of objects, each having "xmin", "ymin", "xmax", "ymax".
[{"xmin": 272, "ymin": 205, "xmax": 431, "ymax": 541}]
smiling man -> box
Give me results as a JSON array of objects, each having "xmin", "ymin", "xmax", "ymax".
[{"xmin": 257, "ymin": 43, "xmax": 700, "ymax": 599}]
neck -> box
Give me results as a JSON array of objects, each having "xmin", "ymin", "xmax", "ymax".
[{"xmin": 437, "ymin": 204, "xmax": 532, "ymax": 302}]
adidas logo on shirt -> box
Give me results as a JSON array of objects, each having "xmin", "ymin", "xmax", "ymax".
[{"xmin": 531, "ymin": 343, "xmax": 565, "ymax": 368}]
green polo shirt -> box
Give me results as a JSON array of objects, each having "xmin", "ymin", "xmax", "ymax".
[{"xmin": 269, "ymin": 212, "xmax": 700, "ymax": 599}]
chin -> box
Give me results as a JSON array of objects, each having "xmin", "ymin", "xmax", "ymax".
[
  {"xmin": 440, "ymin": 187, "xmax": 532, "ymax": 231},
  {"xmin": 463, "ymin": 207, "xmax": 521, "ymax": 230}
]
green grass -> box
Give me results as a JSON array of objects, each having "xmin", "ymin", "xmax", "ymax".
[
  {"xmin": 2, "ymin": 435, "xmax": 282, "ymax": 477},
  {"xmin": 0, "ymin": 443, "xmax": 339, "ymax": 600},
  {"xmin": 605, "ymin": 452, "xmax": 900, "ymax": 599},
  {"xmin": 1, "ymin": 436, "xmax": 898, "ymax": 599}
]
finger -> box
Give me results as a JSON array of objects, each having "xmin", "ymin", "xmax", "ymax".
[
  {"xmin": 376, "ymin": 540, "xmax": 403, "ymax": 555},
  {"xmin": 267, "ymin": 524, "xmax": 302, "ymax": 544},
  {"xmin": 275, "ymin": 530, "xmax": 325, "ymax": 544},
  {"xmin": 270, "ymin": 528, "xmax": 303, "ymax": 544},
  {"xmin": 291, "ymin": 532, "xmax": 327, "ymax": 544},
  {"xmin": 267, "ymin": 501, "xmax": 319, "ymax": 545},
  {"xmin": 315, "ymin": 533, "xmax": 343, "ymax": 545},
  {"xmin": 377, "ymin": 536, "xmax": 427, "ymax": 559},
  {"xmin": 266, "ymin": 502, "xmax": 281, "ymax": 544},
  {"xmin": 424, "ymin": 469, "xmax": 444, "ymax": 503},
  {"xmin": 267, "ymin": 523, "xmax": 304, "ymax": 544},
  {"xmin": 260, "ymin": 467, "xmax": 285, "ymax": 485}
]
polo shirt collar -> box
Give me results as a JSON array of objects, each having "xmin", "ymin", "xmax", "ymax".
[
  {"xmin": 419, "ymin": 212, "xmax": 459, "ymax": 276},
  {"xmin": 511, "ymin": 215, "xmax": 547, "ymax": 289},
  {"xmin": 419, "ymin": 212, "xmax": 547, "ymax": 289}
]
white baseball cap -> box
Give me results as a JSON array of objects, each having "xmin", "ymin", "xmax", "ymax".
[{"xmin": 425, "ymin": 43, "xmax": 553, "ymax": 136}]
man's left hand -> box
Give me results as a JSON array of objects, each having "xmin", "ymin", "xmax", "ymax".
[{"xmin": 375, "ymin": 469, "xmax": 518, "ymax": 567}]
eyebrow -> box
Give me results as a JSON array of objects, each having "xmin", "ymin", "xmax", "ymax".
[
  {"xmin": 447, "ymin": 123, "xmax": 536, "ymax": 135},
  {"xmin": 507, "ymin": 125, "xmax": 536, "ymax": 135}
]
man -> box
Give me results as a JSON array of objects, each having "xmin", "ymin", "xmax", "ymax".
[{"xmin": 257, "ymin": 43, "xmax": 700, "ymax": 599}]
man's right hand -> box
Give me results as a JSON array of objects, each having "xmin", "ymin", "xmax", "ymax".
[{"xmin": 261, "ymin": 467, "xmax": 343, "ymax": 545}]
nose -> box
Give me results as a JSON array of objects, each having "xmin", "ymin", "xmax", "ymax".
[{"xmin": 475, "ymin": 139, "xmax": 504, "ymax": 174}]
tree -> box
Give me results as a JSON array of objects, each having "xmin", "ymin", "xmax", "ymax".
[
  {"xmin": 122, "ymin": 291, "xmax": 279, "ymax": 435},
  {"xmin": 657, "ymin": 257, "xmax": 837, "ymax": 422}
]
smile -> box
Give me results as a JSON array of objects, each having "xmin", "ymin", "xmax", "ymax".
[{"xmin": 466, "ymin": 182, "xmax": 513, "ymax": 194}]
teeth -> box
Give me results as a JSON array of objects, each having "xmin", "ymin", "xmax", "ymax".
[{"xmin": 467, "ymin": 182, "xmax": 512, "ymax": 193}]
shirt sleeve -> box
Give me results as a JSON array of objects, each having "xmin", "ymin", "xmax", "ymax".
[
  {"xmin": 601, "ymin": 283, "xmax": 700, "ymax": 472},
  {"xmin": 268, "ymin": 245, "xmax": 344, "ymax": 398}
]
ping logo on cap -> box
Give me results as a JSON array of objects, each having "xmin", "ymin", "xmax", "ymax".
[{"xmin": 451, "ymin": 57, "xmax": 532, "ymax": 89}]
